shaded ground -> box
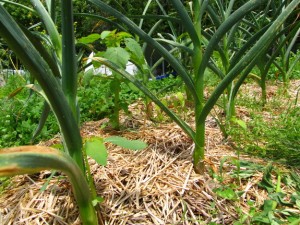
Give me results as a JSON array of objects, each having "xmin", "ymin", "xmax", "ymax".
[{"xmin": 0, "ymin": 80, "xmax": 300, "ymax": 224}]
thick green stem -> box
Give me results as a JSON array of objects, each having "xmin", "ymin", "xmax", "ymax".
[
  {"xmin": 261, "ymin": 71, "xmax": 267, "ymax": 106},
  {"xmin": 145, "ymin": 96, "xmax": 153, "ymax": 119},
  {"xmin": 193, "ymin": 66, "xmax": 205, "ymax": 174},
  {"xmin": 192, "ymin": 0, "xmax": 205, "ymax": 174},
  {"xmin": 194, "ymin": 106, "xmax": 205, "ymax": 174},
  {"xmin": 143, "ymin": 72, "xmax": 153, "ymax": 119},
  {"xmin": 61, "ymin": 0, "xmax": 79, "ymax": 123},
  {"xmin": 49, "ymin": 0, "xmax": 56, "ymax": 21},
  {"xmin": 59, "ymin": 1, "xmax": 85, "ymax": 172},
  {"xmin": 112, "ymin": 80, "xmax": 121, "ymax": 129}
]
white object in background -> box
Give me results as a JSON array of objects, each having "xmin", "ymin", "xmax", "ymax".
[
  {"xmin": 85, "ymin": 52, "xmax": 137, "ymax": 76},
  {"xmin": 1, "ymin": 69, "xmax": 26, "ymax": 76},
  {"xmin": 0, "ymin": 75, "xmax": 5, "ymax": 87},
  {"xmin": 125, "ymin": 62, "xmax": 137, "ymax": 75}
]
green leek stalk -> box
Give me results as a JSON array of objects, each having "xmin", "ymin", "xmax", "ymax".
[
  {"xmin": 0, "ymin": 5, "xmax": 85, "ymax": 172},
  {"xmin": 61, "ymin": 0, "xmax": 79, "ymax": 123},
  {"xmin": 0, "ymin": 146, "xmax": 98, "ymax": 225}
]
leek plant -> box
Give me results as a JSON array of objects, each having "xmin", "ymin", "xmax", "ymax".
[
  {"xmin": 273, "ymin": 26, "xmax": 300, "ymax": 88},
  {"xmin": 88, "ymin": 0, "xmax": 300, "ymax": 174},
  {"xmin": 0, "ymin": 1, "xmax": 101, "ymax": 224},
  {"xmin": 254, "ymin": 23, "xmax": 300, "ymax": 105},
  {"xmin": 228, "ymin": 0, "xmax": 300, "ymax": 106}
]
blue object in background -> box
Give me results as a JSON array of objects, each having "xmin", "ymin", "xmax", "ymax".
[{"xmin": 155, "ymin": 71, "xmax": 177, "ymax": 80}]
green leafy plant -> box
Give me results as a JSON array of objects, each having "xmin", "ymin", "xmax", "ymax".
[
  {"xmin": 88, "ymin": 0, "xmax": 300, "ymax": 174},
  {"xmin": 250, "ymin": 164, "xmax": 300, "ymax": 224},
  {"xmin": 79, "ymin": 29, "xmax": 154, "ymax": 127}
]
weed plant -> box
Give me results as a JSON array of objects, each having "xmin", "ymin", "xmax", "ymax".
[
  {"xmin": 229, "ymin": 88, "xmax": 300, "ymax": 166},
  {"xmin": 265, "ymin": 51, "xmax": 300, "ymax": 81},
  {"xmin": 78, "ymin": 75, "xmax": 181, "ymax": 122},
  {"xmin": 0, "ymin": 73, "xmax": 180, "ymax": 147},
  {"xmin": 0, "ymin": 75, "xmax": 58, "ymax": 147},
  {"xmin": 259, "ymin": 107, "xmax": 300, "ymax": 166}
]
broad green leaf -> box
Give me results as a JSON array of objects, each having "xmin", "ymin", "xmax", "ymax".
[
  {"xmin": 124, "ymin": 38, "xmax": 145, "ymax": 64},
  {"xmin": 258, "ymin": 163, "xmax": 275, "ymax": 193},
  {"xmin": 263, "ymin": 200, "xmax": 277, "ymax": 213},
  {"xmin": 100, "ymin": 30, "xmax": 111, "ymax": 40},
  {"xmin": 213, "ymin": 187, "xmax": 238, "ymax": 200},
  {"xmin": 85, "ymin": 138, "xmax": 108, "ymax": 166},
  {"xmin": 103, "ymin": 47, "xmax": 130, "ymax": 68},
  {"xmin": 105, "ymin": 136, "xmax": 147, "ymax": 150},
  {"xmin": 78, "ymin": 33, "xmax": 101, "ymax": 44},
  {"xmin": 83, "ymin": 68, "xmax": 95, "ymax": 86},
  {"xmin": 92, "ymin": 196, "xmax": 104, "ymax": 206}
]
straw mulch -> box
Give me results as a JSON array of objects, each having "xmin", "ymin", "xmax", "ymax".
[
  {"xmin": 0, "ymin": 116, "xmax": 269, "ymax": 225},
  {"xmin": 0, "ymin": 81, "xmax": 299, "ymax": 224}
]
